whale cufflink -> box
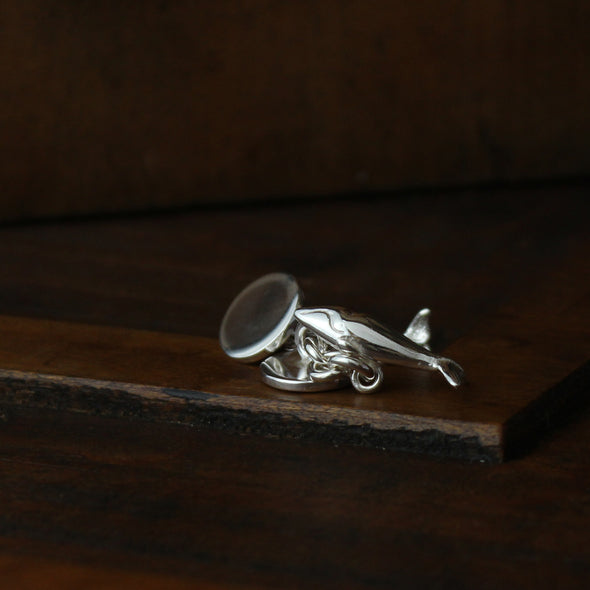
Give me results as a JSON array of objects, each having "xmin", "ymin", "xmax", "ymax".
[{"xmin": 220, "ymin": 273, "xmax": 465, "ymax": 394}]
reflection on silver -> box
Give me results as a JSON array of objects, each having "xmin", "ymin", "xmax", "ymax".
[
  {"xmin": 220, "ymin": 273, "xmax": 465, "ymax": 394},
  {"xmin": 403, "ymin": 308, "xmax": 431, "ymax": 348},
  {"xmin": 261, "ymin": 350, "xmax": 349, "ymax": 392},
  {"xmin": 294, "ymin": 324, "xmax": 384, "ymax": 393},
  {"xmin": 219, "ymin": 273, "xmax": 301, "ymax": 362},
  {"xmin": 294, "ymin": 308, "xmax": 464, "ymax": 392}
]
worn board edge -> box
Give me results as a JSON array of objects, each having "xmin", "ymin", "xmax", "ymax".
[
  {"xmin": 0, "ymin": 368, "xmax": 502, "ymax": 462},
  {"xmin": 0, "ymin": 302, "xmax": 588, "ymax": 462}
]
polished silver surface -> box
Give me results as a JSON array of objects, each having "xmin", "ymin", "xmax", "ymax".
[
  {"xmin": 294, "ymin": 324, "xmax": 384, "ymax": 393},
  {"xmin": 220, "ymin": 273, "xmax": 465, "ymax": 394},
  {"xmin": 294, "ymin": 307, "xmax": 465, "ymax": 391},
  {"xmin": 260, "ymin": 350, "xmax": 349, "ymax": 392},
  {"xmin": 258, "ymin": 307, "xmax": 435, "ymax": 394},
  {"xmin": 403, "ymin": 308, "xmax": 431, "ymax": 348},
  {"xmin": 219, "ymin": 273, "xmax": 302, "ymax": 362}
]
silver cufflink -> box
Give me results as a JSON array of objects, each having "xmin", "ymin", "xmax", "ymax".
[{"xmin": 220, "ymin": 273, "xmax": 465, "ymax": 393}]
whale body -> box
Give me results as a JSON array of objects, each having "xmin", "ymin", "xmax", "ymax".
[{"xmin": 294, "ymin": 307, "xmax": 465, "ymax": 387}]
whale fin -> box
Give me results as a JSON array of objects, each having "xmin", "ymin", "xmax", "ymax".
[
  {"xmin": 404, "ymin": 308, "xmax": 431, "ymax": 347},
  {"xmin": 435, "ymin": 357, "xmax": 465, "ymax": 387}
]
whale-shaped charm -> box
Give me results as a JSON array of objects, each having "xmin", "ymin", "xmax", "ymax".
[
  {"xmin": 261, "ymin": 307, "xmax": 434, "ymax": 393},
  {"xmin": 294, "ymin": 307, "xmax": 465, "ymax": 392},
  {"xmin": 220, "ymin": 272, "xmax": 465, "ymax": 394}
]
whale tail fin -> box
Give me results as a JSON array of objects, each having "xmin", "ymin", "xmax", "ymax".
[
  {"xmin": 404, "ymin": 308, "xmax": 431, "ymax": 347},
  {"xmin": 435, "ymin": 357, "xmax": 465, "ymax": 387}
]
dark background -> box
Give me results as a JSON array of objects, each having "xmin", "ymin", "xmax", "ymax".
[{"xmin": 2, "ymin": 0, "xmax": 590, "ymax": 219}]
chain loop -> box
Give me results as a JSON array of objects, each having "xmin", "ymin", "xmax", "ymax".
[{"xmin": 295, "ymin": 325, "xmax": 383, "ymax": 393}]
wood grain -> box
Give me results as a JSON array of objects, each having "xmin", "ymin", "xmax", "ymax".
[
  {"xmin": 0, "ymin": 189, "xmax": 587, "ymax": 586},
  {"xmin": 0, "ymin": 236, "xmax": 586, "ymax": 461},
  {"xmin": 0, "ymin": 404, "xmax": 590, "ymax": 588},
  {"xmin": 0, "ymin": 189, "xmax": 587, "ymax": 462},
  {"xmin": 2, "ymin": 1, "xmax": 590, "ymax": 220}
]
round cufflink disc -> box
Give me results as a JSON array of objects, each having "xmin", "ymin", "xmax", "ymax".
[
  {"xmin": 260, "ymin": 350, "xmax": 349, "ymax": 392},
  {"xmin": 219, "ymin": 273, "xmax": 302, "ymax": 362}
]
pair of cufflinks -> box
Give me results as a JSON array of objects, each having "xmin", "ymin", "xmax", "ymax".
[{"xmin": 220, "ymin": 273, "xmax": 464, "ymax": 393}]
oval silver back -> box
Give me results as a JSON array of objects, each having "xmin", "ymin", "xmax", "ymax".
[
  {"xmin": 260, "ymin": 351, "xmax": 348, "ymax": 392},
  {"xmin": 219, "ymin": 273, "xmax": 302, "ymax": 362}
]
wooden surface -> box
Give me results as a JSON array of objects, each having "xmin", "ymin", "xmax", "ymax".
[
  {"xmin": 2, "ymin": 2, "xmax": 590, "ymax": 220},
  {"xmin": 0, "ymin": 252, "xmax": 587, "ymax": 461},
  {"xmin": 0, "ymin": 187, "xmax": 588, "ymax": 586},
  {"xmin": 2, "ymin": 394, "xmax": 590, "ymax": 588}
]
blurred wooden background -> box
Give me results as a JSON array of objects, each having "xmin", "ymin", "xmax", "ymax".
[{"xmin": 2, "ymin": 1, "xmax": 589, "ymax": 220}]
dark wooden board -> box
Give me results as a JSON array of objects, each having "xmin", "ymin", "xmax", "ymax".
[
  {"xmin": 0, "ymin": 239, "xmax": 586, "ymax": 462},
  {"xmin": 0, "ymin": 189, "xmax": 588, "ymax": 587},
  {"xmin": 0, "ymin": 190, "xmax": 588, "ymax": 462},
  {"xmin": 1, "ymin": 397, "xmax": 590, "ymax": 589}
]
